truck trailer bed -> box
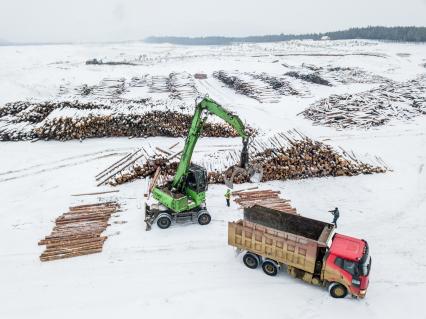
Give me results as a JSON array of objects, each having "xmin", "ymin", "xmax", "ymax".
[{"xmin": 229, "ymin": 206, "xmax": 335, "ymax": 274}]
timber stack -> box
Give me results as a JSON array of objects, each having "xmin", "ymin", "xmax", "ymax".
[
  {"xmin": 232, "ymin": 189, "xmax": 297, "ymax": 215},
  {"xmin": 285, "ymin": 71, "xmax": 331, "ymax": 86},
  {"xmin": 0, "ymin": 99, "xmax": 243, "ymax": 141},
  {"xmin": 213, "ymin": 70, "xmax": 281, "ymax": 103},
  {"xmin": 302, "ymin": 74, "xmax": 426, "ymax": 129},
  {"xmin": 38, "ymin": 202, "xmax": 120, "ymax": 262},
  {"xmin": 249, "ymin": 72, "xmax": 300, "ymax": 96},
  {"xmin": 99, "ymin": 131, "xmax": 387, "ymax": 187}
]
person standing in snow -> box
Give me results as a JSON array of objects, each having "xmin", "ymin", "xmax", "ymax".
[
  {"xmin": 329, "ymin": 207, "xmax": 340, "ymax": 227},
  {"xmin": 225, "ymin": 189, "xmax": 231, "ymax": 207}
]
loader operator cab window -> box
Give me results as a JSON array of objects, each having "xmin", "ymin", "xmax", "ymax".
[{"xmin": 186, "ymin": 165, "xmax": 208, "ymax": 193}]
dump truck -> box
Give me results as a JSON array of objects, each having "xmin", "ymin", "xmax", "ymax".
[{"xmin": 228, "ymin": 205, "xmax": 372, "ymax": 298}]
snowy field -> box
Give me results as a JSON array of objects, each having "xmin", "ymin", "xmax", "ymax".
[{"xmin": 0, "ymin": 40, "xmax": 425, "ymax": 319}]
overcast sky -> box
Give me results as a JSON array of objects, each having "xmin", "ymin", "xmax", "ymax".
[{"xmin": 0, "ymin": 0, "xmax": 425, "ymax": 43}]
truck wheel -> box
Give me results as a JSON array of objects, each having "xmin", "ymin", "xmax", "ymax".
[
  {"xmin": 197, "ymin": 211, "xmax": 211, "ymax": 226},
  {"xmin": 262, "ymin": 260, "xmax": 278, "ymax": 276},
  {"xmin": 243, "ymin": 253, "xmax": 259, "ymax": 269},
  {"xmin": 329, "ymin": 283, "xmax": 348, "ymax": 298},
  {"xmin": 157, "ymin": 213, "xmax": 172, "ymax": 229}
]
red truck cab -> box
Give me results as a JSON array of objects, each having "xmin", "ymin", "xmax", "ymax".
[{"xmin": 325, "ymin": 234, "xmax": 372, "ymax": 298}]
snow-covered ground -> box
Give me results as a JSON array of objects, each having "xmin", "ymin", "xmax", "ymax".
[{"xmin": 0, "ymin": 40, "xmax": 425, "ymax": 319}]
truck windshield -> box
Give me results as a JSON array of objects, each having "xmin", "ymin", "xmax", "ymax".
[
  {"xmin": 358, "ymin": 241, "xmax": 371, "ymax": 276},
  {"xmin": 359, "ymin": 255, "xmax": 371, "ymax": 276}
]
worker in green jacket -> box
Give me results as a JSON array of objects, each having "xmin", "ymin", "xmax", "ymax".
[{"xmin": 225, "ymin": 189, "xmax": 231, "ymax": 207}]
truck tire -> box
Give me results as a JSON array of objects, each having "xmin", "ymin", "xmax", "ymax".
[
  {"xmin": 262, "ymin": 260, "xmax": 278, "ymax": 276},
  {"xmin": 243, "ymin": 252, "xmax": 259, "ymax": 269},
  {"xmin": 329, "ymin": 283, "xmax": 348, "ymax": 298},
  {"xmin": 197, "ymin": 211, "xmax": 211, "ymax": 226},
  {"xmin": 157, "ymin": 213, "xmax": 172, "ymax": 229}
]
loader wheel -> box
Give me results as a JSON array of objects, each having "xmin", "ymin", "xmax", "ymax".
[
  {"xmin": 329, "ymin": 283, "xmax": 348, "ymax": 298},
  {"xmin": 243, "ymin": 253, "xmax": 259, "ymax": 269},
  {"xmin": 197, "ymin": 211, "xmax": 211, "ymax": 226},
  {"xmin": 262, "ymin": 260, "xmax": 278, "ymax": 276},
  {"xmin": 157, "ymin": 214, "xmax": 172, "ymax": 229}
]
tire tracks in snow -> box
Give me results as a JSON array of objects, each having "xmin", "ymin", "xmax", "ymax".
[{"xmin": 0, "ymin": 149, "xmax": 127, "ymax": 183}]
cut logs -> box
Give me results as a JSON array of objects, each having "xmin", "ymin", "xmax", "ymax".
[
  {"xmin": 302, "ymin": 74, "xmax": 426, "ymax": 129},
  {"xmin": 0, "ymin": 99, "xmax": 244, "ymax": 141},
  {"xmin": 38, "ymin": 201, "xmax": 120, "ymax": 262},
  {"xmin": 99, "ymin": 130, "xmax": 387, "ymax": 187},
  {"xmin": 232, "ymin": 189, "xmax": 297, "ymax": 215}
]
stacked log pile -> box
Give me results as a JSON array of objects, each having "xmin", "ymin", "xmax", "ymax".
[
  {"xmin": 98, "ymin": 148, "xmax": 179, "ymax": 187},
  {"xmin": 58, "ymin": 72, "xmax": 199, "ymax": 101},
  {"xmin": 147, "ymin": 72, "xmax": 199, "ymax": 100},
  {"xmin": 213, "ymin": 70, "xmax": 280, "ymax": 103},
  {"xmin": 100, "ymin": 131, "xmax": 387, "ymax": 186},
  {"xmin": 285, "ymin": 71, "xmax": 332, "ymax": 86},
  {"xmin": 130, "ymin": 75, "xmax": 149, "ymax": 87},
  {"xmin": 302, "ymin": 75, "xmax": 426, "ymax": 129},
  {"xmin": 168, "ymin": 72, "xmax": 199, "ymax": 100},
  {"xmin": 298, "ymin": 64, "xmax": 390, "ymax": 85},
  {"xmin": 90, "ymin": 78, "xmax": 127, "ymax": 99},
  {"xmin": 323, "ymin": 66, "xmax": 390, "ymax": 84},
  {"xmin": 0, "ymin": 99, "xmax": 242, "ymax": 141},
  {"xmin": 249, "ymin": 72, "xmax": 300, "ymax": 96},
  {"xmin": 149, "ymin": 75, "xmax": 170, "ymax": 93},
  {"xmin": 38, "ymin": 202, "xmax": 120, "ymax": 262},
  {"xmin": 232, "ymin": 189, "xmax": 297, "ymax": 215},
  {"xmin": 86, "ymin": 58, "xmax": 137, "ymax": 66},
  {"xmin": 35, "ymin": 112, "xmax": 239, "ymax": 140}
]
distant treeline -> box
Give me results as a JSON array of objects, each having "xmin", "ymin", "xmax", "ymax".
[{"xmin": 145, "ymin": 26, "xmax": 426, "ymax": 45}]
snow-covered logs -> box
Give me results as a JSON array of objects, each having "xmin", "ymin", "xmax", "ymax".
[
  {"xmin": 0, "ymin": 100, "xmax": 244, "ymax": 141},
  {"xmin": 302, "ymin": 75, "xmax": 426, "ymax": 129}
]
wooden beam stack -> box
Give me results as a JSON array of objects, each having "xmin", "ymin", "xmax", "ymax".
[
  {"xmin": 232, "ymin": 189, "xmax": 297, "ymax": 215},
  {"xmin": 38, "ymin": 202, "xmax": 120, "ymax": 262}
]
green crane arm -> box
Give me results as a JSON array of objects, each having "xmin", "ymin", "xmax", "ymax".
[{"xmin": 172, "ymin": 97, "xmax": 248, "ymax": 190}]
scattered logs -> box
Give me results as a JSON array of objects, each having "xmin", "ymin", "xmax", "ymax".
[
  {"xmin": 302, "ymin": 75, "xmax": 426, "ymax": 129},
  {"xmin": 38, "ymin": 201, "xmax": 120, "ymax": 262}
]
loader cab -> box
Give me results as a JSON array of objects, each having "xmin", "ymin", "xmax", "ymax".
[{"xmin": 185, "ymin": 164, "xmax": 208, "ymax": 193}]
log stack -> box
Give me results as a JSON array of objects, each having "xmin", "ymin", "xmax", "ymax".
[
  {"xmin": 302, "ymin": 74, "xmax": 426, "ymax": 129},
  {"xmin": 34, "ymin": 112, "xmax": 240, "ymax": 140},
  {"xmin": 100, "ymin": 131, "xmax": 387, "ymax": 187},
  {"xmin": 249, "ymin": 72, "xmax": 300, "ymax": 96},
  {"xmin": 0, "ymin": 99, "xmax": 243, "ymax": 141},
  {"xmin": 168, "ymin": 72, "xmax": 199, "ymax": 100},
  {"xmin": 213, "ymin": 70, "xmax": 279, "ymax": 103},
  {"xmin": 38, "ymin": 202, "xmax": 120, "ymax": 262},
  {"xmin": 232, "ymin": 189, "xmax": 297, "ymax": 215},
  {"xmin": 214, "ymin": 70, "xmax": 308, "ymax": 102},
  {"xmin": 285, "ymin": 71, "xmax": 331, "ymax": 86}
]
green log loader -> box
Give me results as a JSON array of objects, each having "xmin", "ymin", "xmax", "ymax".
[{"xmin": 145, "ymin": 96, "xmax": 257, "ymax": 230}]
